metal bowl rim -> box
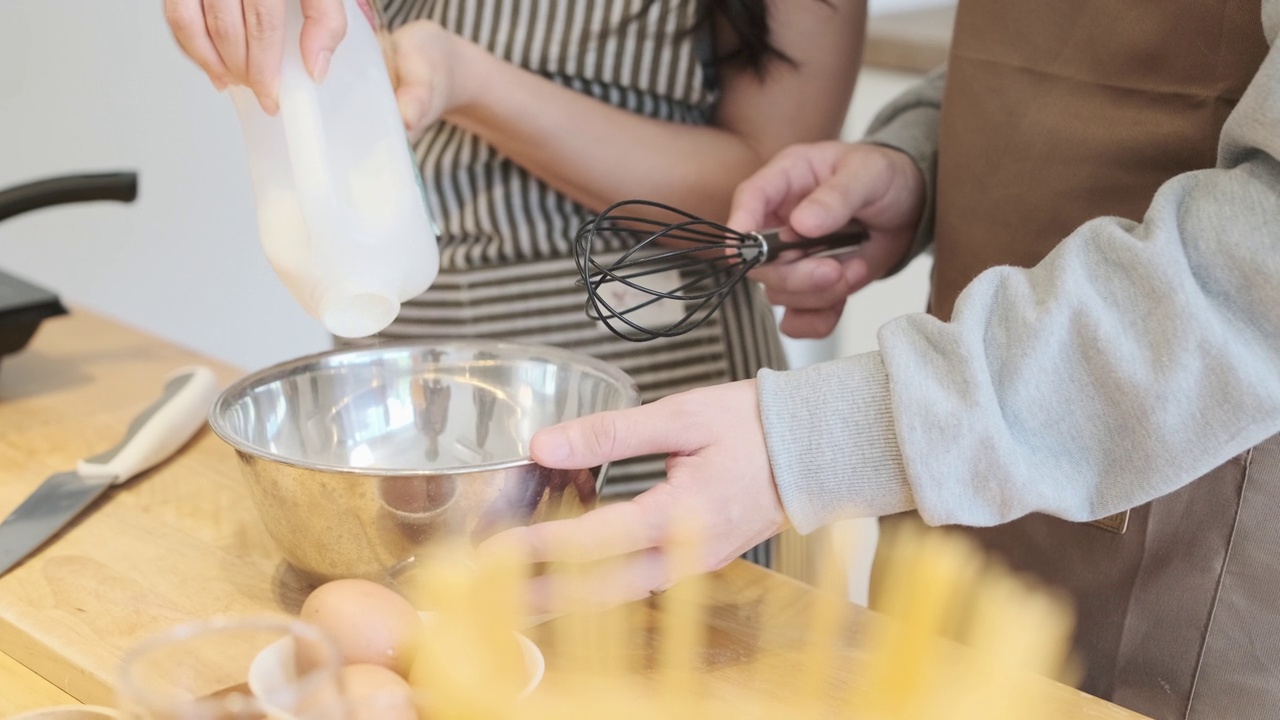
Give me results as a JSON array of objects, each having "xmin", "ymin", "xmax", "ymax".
[{"xmin": 206, "ymin": 337, "xmax": 641, "ymax": 477}]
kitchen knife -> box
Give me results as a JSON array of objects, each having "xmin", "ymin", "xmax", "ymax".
[{"xmin": 0, "ymin": 365, "xmax": 220, "ymax": 578}]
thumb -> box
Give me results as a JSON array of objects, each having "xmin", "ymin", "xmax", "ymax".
[
  {"xmin": 300, "ymin": 0, "xmax": 348, "ymax": 82},
  {"xmin": 788, "ymin": 162, "xmax": 878, "ymax": 239},
  {"xmin": 727, "ymin": 178, "xmax": 773, "ymax": 234},
  {"xmin": 531, "ymin": 401, "xmax": 695, "ymax": 469},
  {"xmin": 396, "ymin": 85, "xmax": 432, "ymax": 136}
]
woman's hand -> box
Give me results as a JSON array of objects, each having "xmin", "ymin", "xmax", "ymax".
[
  {"xmin": 389, "ymin": 20, "xmax": 485, "ymax": 141},
  {"xmin": 164, "ymin": 0, "xmax": 352, "ymax": 114},
  {"xmin": 729, "ymin": 141, "xmax": 926, "ymax": 339}
]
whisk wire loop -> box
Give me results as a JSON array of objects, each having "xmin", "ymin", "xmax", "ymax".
[{"xmin": 574, "ymin": 199, "xmax": 868, "ymax": 342}]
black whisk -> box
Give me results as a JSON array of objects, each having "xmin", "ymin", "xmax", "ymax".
[{"xmin": 573, "ymin": 199, "xmax": 870, "ymax": 342}]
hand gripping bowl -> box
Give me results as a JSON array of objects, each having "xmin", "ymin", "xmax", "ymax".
[{"xmin": 208, "ymin": 340, "xmax": 641, "ymax": 583}]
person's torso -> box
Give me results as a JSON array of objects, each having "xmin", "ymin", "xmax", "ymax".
[
  {"xmin": 931, "ymin": 0, "xmax": 1267, "ymax": 320},
  {"xmin": 915, "ymin": 2, "xmax": 1274, "ymax": 718},
  {"xmin": 380, "ymin": 0, "xmax": 717, "ymax": 270}
]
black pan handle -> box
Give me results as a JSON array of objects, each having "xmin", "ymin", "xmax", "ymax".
[{"xmin": 0, "ymin": 172, "xmax": 138, "ymax": 223}]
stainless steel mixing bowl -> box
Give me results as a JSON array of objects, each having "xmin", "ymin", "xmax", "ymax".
[{"xmin": 208, "ymin": 340, "xmax": 641, "ymax": 584}]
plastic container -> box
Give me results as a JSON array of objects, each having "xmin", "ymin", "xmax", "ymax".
[{"xmin": 231, "ymin": 0, "xmax": 438, "ymax": 338}]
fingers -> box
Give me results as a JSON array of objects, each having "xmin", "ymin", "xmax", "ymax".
[
  {"xmin": 479, "ymin": 473, "xmax": 709, "ymax": 567},
  {"xmin": 485, "ymin": 499, "xmax": 663, "ymax": 566},
  {"xmin": 515, "ymin": 503, "xmax": 761, "ymax": 614},
  {"xmin": 396, "ymin": 83, "xmax": 434, "ymax": 139},
  {"xmin": 779, "ymin": 306, "xmax": 844, "ymax": 339},
  {"xmin": 728, "ymin": 141, "xmax": 855, "ymax": 234},
  {"xmin": 727, "ymin": 168, "xmax": 793, "ymax": 235},
  {"xmin": 172, "ymin": 0, "xmax": 284, "ymax": 113},
  {"xmin": 751, "ymin": 255, "xmax": 864, "ymax": 340},
  {"xmin": 476, "ymin": 378, "xmax": 786, "ymax": 614},
  {"xmin": 764, "ymin": 234, "xmax": 913, "ymax": 339},
  {"xmin": 751, "ymin": 216, "xmax": 909, "ymax": 307},
  {"xmin": 530, "ymin": 398, "xmax": 703, "ymax": 470},
  {"xmin": 242, "ymin": 0, "xmax": 287, "ymax": 113},
  {"xmin": 390, "ymin": 22, "xmax": 471, "ymax": 139},
  {"xmin": 850, "ymin": 232, "xmax": 917, "ymax": 281},
  {"xmin": 389, "ymin": 25, "xmax": 430, "ymax": 136},
  {"xmin": 787, "ymin": 156, "xmax": 883, "ymax": 240},
  {"xmin": 751, "ymin": 257, "xmax": 844, "ymax": 304},
  {"xmin": 202, "ymin": 0, "xmax": 248, "ymax": 82},
  {"xmin": 525, "ymin": 548, "xmax": 668, "ymax": 614},
  {"xmin": 167, "ymin": 0, "xmax": 344, "ymax": 114},
  {"xmin": 165, "ymin": 0, "xmax": 233, "ymax": 90},
  {"xmin": 299, "ymin": 0, "xmax": 347, "ymax": 81}
]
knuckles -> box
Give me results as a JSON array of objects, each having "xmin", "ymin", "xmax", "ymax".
[
  {"xmin": 244, "ymin": 2, "xmax": 283, "ymax": 40},
  {"xmin": 205, "ymin": 4, "xmax": 244, "ymax": 45}
]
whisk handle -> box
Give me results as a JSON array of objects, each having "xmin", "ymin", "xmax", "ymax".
[{"xmin": 755, "ymin": 220, "xmax": 870, "ymax": 263}]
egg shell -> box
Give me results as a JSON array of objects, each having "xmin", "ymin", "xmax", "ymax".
[
  {"xmin": 300, "ymin": 578, "xmax": 424, "ymax": 676},
  {"xmin": 339, "ymin": 664, "xmax": 418, "ymax": 720}
]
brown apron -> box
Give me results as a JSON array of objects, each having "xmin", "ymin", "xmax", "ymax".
[{"xmin": 877, "ymin": 2, "xmax": 1279, "ymax": 719}]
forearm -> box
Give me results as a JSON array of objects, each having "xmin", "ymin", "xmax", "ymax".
[
  {"xmin": 763, "ymin": 24, "xmax": 1280, "ymax": 532},
  {"xmin": 444, "ymin": 41, "xmax": 768, "ymax": 222},
  {"xmin": 439, "ymin": 0, "xmax": 865, "ymax": 224}
]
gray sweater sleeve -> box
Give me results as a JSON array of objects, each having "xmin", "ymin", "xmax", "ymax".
[
  {"xmin": 860, "ymin": 66, "xmax": 946, "ymax": 275},
  {"xmin": 760, "ymin": 4, "xmax": 1280, "ymax": 533}
]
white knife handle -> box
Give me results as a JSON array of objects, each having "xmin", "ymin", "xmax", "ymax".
[{"xmin": 76, "ymin": 366, "xmax": 221, "ymax": 485}]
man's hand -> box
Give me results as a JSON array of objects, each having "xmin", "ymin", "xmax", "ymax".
[
  {"xmin": 480, "ymin": 380, "xmax": 787, "ymax": 613},
  {"xmin": 729, "ymin": 141, "xmax": 926, "ymax": 339}
]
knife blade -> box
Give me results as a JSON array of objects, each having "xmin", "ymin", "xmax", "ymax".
[{"xmin": 0, "ymin": 365, "xmax": 220, "ymax": 578}]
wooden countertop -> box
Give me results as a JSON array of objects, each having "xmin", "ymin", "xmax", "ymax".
[
  {"xmin": 0, "ymin": 310, "xmax": 1147, "ymax": 718},
  {"xmin": 0, "ymin": 652, "xmax": 74, "ymax": 716},
  {"xmin": 865, "ymin": 4, "xmax": 955, "ymax": 74}
]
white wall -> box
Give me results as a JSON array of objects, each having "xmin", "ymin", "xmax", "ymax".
[{"xmin": 0, "ymin": 1, "xmax": 333, "ymax": 372}]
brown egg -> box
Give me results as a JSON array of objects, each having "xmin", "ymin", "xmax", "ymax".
[
  {"xmin": 339, "ymin": 663, "xmax": 418, "ymax": 720},
  {"xmin": 300, "ymin": 578, "xmax": 424, "ymax": 676}
]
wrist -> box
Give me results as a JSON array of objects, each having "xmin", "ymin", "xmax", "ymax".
[
  {"xmin": 441, "ymin": 35, "xmax": 495, "ymax": 122},
  {"xmin": 855, "ymin": 141, "xmax": 928, "ymax": 271},
  {"xmin": 893, "ymin": 139, "xmax": 936, "ymax": 274},
  {"xmin": 884, "ymin": 144, "xmax": 926, "ymax": 231}
]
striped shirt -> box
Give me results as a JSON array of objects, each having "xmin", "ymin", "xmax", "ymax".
[{"xmin": 367, "ymin": 0, "xmax": 787, "ymax": 564}]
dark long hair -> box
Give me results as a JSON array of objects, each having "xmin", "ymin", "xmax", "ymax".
[
  {"xmin": 696, "ymin": 0, "xmax": 792, "ymax": 74},
  {"xmin": 632, "ymin": 0, "xmax": 796, "ymax": 76}
]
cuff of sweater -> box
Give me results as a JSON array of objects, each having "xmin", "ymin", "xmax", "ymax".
[
  {"xmin": 863, "ymin": 104, "xmax": 938, "ymax": 173},
  {"xmin": 757, "ymin": 352, "xmax": 913, "ymax": 534},
  {"xmin": 863, "ymin": 110, "xmax": 938, "ymax": 277}
]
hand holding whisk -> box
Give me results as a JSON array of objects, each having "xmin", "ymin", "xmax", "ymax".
[{"xmin": 573, "ymin": 199, "xmax": 869, "ymax": 342}]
